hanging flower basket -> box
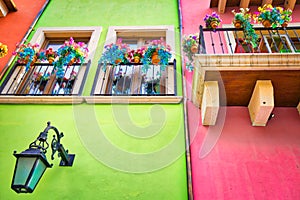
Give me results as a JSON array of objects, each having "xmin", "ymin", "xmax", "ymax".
[
  {"xmin": 210, "ymin": 21, "xmax": 219, "ymax": 29},
  {"xmin": 141, "ymin": 38, "xmax": 171, "ymax": 72},
  {"xmin": 68, "ymin": 57, "xmax": 77, "ymax": 66},
  {"xmin": 133, "ymin": 56, "xmax": 140, "ymax": 63},
  {"xmin": 190, "ymin": 44, "xmax": 198, "ymax": 54},
  {"xmin": 182, "ymin": 33, "xmax": 199, "ymax": 71},
  {"xmin": 151, "ymin": 51, "xmax": 160, "ymax": 65},
  {"xmin": 13, "ymin": 42, "xmax": 40, "ymax": 71},
  {"xmin": 203, "ymin": 12, "xmax": 222, "ymax": 29},
  {"xmin": 281, "ymin": 21, "xmax": 289, "ymax": 27},
  {"xmin": 48, "ymin": 56, "xmax": 55, "ymax": 64},
  {"xmin": 233, "ymin": 20, "xmax": 242, "ymax": 28},
  {"xmin": 99, "ymin": 39, "xmax": 129, "ymax": 71},
  {"xmin": 262, "ymin": 20, "xmax": 272, "ymax": 28}
]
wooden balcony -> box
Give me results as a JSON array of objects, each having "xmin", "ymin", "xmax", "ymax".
[
  {"xmin": 210, "ymin": 0, "xmax": 300, "ymax": 13},
  {"xmin": 192, "ymin": 26, "xmax": 300, "ymax": 125}
]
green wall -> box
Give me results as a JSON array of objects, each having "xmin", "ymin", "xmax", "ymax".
[{"xmin": 0, "ymin": 0, "xmax": 188, "ymax": 199}]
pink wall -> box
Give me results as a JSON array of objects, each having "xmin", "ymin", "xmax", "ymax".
[
  {"xmin": 181, "ymin": 2, "xmax": 300, "ymax": 54},
  {"xmin": 181, "ymin": 0, "xmax": 300, "ymax": 199}
]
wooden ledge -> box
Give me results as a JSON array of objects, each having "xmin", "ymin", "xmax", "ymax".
[
  {"xmin": 85, "ymin": 96, "xmax": 183, "ymax": 104},
  {"xmin": 194, "ymin": 53, "xmax": 300, "ymax": 68},
  {"xmin": 0, "ymin": 96, "xmax": 84, "ymax": 104},
  {"xmin": 0, "ymin": 96, "xmax": 182, "ymax": 104}
]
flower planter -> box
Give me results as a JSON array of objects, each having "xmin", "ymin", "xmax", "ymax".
[
  {"xmin": 210, "ymin": 20, "xmax": 219, "ymax": 29},
  {"xmin": 233, "ymin": 20, "xmax": 242, "ymax": 28},
  {"xmin": 115, "ymin": 59, "xmax": 122, "ymax": 64},
  {"xmin": 281, "ymin": 21, "xmax": 289, "ymax": 27},
  {"xmin": 133, "ymin": 56, "xmax": 140, "ymax": 63},
  {"xmin": 151, "ymin": 52, "xmax": 160, "ymax": 65},
  {"xmin": 68, "ymin": 58, "xmax": 77, "ymax": 66},
  {"xmin": 262, "ymin": 20, "xmax": 271, "ymax": 28},
  {"xmin": 190, "ymin": 44, "xmax": 198, "ymax": 54},
  {"xmin": 48, "ymin": 57, "xmax": 55, "ymax": 64},
  {"xmin": 29, "ymin": 55, "xmax": 37, "ymax": 66}
]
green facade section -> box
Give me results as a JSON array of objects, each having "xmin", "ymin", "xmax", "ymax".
[{"xmin": 0, "ymin": 0, "xmax": 187, "ymax": 199}]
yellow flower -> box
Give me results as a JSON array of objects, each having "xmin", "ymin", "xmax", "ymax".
[
  {"xmin": 276, "ymin": 6, "xmax": 283, "ymax": 13},
  {"xmin": 0, "ymin": 42, "xmax": 8, "ymax": 58}
]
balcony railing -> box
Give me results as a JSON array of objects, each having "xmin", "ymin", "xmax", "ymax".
[
  {"xmin": 91, "ymin": 60, "xmax": 177, "ymax": 96},
  {"xmin": 198, "ymin": 25, "xmax": 300, "ymax": 54},
  {"xmin": 0, "ymin": 61, "xmax": 90, "ymax": 96}
]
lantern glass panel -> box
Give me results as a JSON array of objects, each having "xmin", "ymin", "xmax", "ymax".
[
  {"xmin": 14, "ymin": 157, "xmax": 36, "ymax": 185},
  {"xmin": 27, "ymin": 158, "xmax": 47, "ymax": 190}
]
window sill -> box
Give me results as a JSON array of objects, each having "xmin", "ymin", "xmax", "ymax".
[{"xmin": 0, "ymin": 95, "xmax": 182, "ymax": 104}]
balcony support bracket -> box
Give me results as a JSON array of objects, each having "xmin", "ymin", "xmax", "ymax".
[{"xmin": 248, "ymin": 80, "xmax": 274, "ymax": 126}]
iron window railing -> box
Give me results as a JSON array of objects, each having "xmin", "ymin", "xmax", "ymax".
[
  {"xmin": 0, "ymin": 61, "xmax": 90, "ymax": 96},
  {"xmin": 91, "ymin": 60, "xmax": 177, "ymax": 96},
  {"xmin": 198, "ymin": 25, "xmax": 300, "ymax": 54}
]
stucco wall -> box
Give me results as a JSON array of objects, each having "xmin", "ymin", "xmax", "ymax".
[{"xmin": 0, "ymin": 0, "xmax": 188, "ymax": 199}]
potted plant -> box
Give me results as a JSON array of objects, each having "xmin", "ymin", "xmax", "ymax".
[
  {"xmin": 280, "ymin": 8, "xmax": 292, "ymax": 27},
  {"xmin": 232, "ymin": 8, "xmax": 258, "ymax": 49},
  {"xmin": 54, "ymin": 37, "xmax": 88, "ymax": 78},
  {"xmin": 126, "ymin": 47, "xmax": 146, "ymax": 63},
  {"xmin": 253, "ymin": 4, "xmax": 284, "ymax": 28},
  {"xmin": 32, "ymin": 71, "xmax": 50, "ymax": 92},
  {"xmin": 232, "ymin": 8, "xmax": 251, "ymax": 28},
  {"xmin": 13, "ymin": 42, "xmax": 40, "ymax": 71},
  {"xmin": 98, "ymin": 39, "xmax": 129, "ymax": 71},
  {"xmin": 182, "ymin": 33, "xmax": 199, "ymax": 71},
  {"xmin": 0, "ymin": 42, "xmax": 8, "ymax": 58},
  {"xmin": 40, "ymin": 48, "xmax": 58, "ymax": 64},
  {"xmin": 203, "ymin": 12, "xmax": 222, "ymax": 29},
  {"xmin": 141, "ymin": 38, "xmax": 172, "ymax": 72}
]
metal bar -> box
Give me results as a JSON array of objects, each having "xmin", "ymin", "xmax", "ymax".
[
  {"xmin": 284, "ymin": 29, "xmax": 297, "ymax": 51},
  {"xmin": 267, "ymin": 30, "xmax": 279, "ymax": 52},
  {"xmin": 225, "ymin": 30, "xmax": 234, "ymax": 54},
  {"xmin": 199, "ymin": 25, "xmax": 206, "ymax": 54},
  {"xmin": 201, "ymin": 26, "xmax": 300, "ymax": 32},
  {"xmin": 217, "ymin": 31, "xmax": 225, "ymax": 53},
  {"xmin": 209, "ymin": 31, "xmax": 216, "ymax": 54}
]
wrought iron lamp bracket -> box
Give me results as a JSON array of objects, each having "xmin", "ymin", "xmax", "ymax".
[{"xmin": 29, "ymin": 121, "xmax": 75, "ymax": 166}]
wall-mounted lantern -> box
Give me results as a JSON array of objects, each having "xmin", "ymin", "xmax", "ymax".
[{"xmin": 11, "ymin": 121, "xmax": 75, "ymax": 193}]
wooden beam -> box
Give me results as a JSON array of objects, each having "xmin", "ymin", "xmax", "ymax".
[
  {"xmin": 201, "ymin": 81, "xmax": 219, "ymax": 126},
  {"xmin": 191, "ymin": 62, "xmax": 205, "ymax": 108},
  {"xmin": 218, "ymin": 0, "xmax": 227, "ymax": 14},
  {"xmin": 240, "ymin": 0, "xmax": 250, "ymax": 9},
  {"xmin": 262, "ymin": 0, "xmax": 273, "ymax": 6},
  {"xmin": 248, "ymin": 80, "xmax": 274, "ymax": 126},
  {"xmin": 284, "ymin": 0, "xmax": 296, "ymax": 10},
  {"xmin": 0, "ymin": 0, "xmax": 8, "ymax": 17}
]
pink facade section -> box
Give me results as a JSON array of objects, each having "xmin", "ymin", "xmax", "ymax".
[{"xmin": 181, "ymin": 0, "xmax": 300, "ymax": 199}]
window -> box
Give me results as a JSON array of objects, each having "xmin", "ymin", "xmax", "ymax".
[
  {"xmin": 0, "ymin": 27, "xmax": 102, "ymax": 100},
  {"xmin": 0, "ymin": 0, "xmax": 17, "ymax": 17},
  {"xmin": 91, "ymin": 26, "xmax": 179, "ymax": 102}
]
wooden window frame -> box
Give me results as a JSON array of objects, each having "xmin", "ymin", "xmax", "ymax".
[
  {"xmin": 89, "ymin": 25, "xmax": 182, "ymax": 104},
  {"xmin": 0, "ymin": 27, "xmax": 102, "ymax": 104},
  {"xmin": 0, "ymin": 0, "xmax": 17, "ymax": 17}
]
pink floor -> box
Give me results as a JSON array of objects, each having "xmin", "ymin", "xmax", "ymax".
[{"xmin": 181, "ymin": 0, "xmax": 300, "ymax": 198}]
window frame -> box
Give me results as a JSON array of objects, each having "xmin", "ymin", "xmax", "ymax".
[
  {"xmin": 0, "ymin": 26, "xmax": 102, "ymax": 104},
  {"xmin": 89, "ymin": 25, "xmax": 182, "ymax": 104}
]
